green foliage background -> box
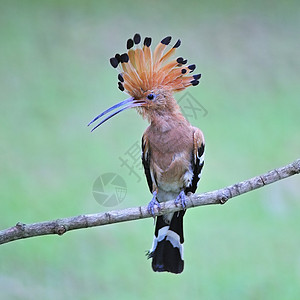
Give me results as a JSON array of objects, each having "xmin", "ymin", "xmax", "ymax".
[{"xmin": 0, "ymin": 0, "xmax": 299, "ymax": 299}]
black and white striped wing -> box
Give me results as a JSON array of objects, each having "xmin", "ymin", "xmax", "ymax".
[
  {"xmin": 185, "ymin": 128, "xmax": 205, "ymax": 194},
  {"xmin": 141, "ymin": 133, "xmax": 153, "ymax": 193}
]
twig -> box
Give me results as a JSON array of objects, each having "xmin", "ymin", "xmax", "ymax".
[{"xmin": 0, "ymin": 158, "xmax": 299, "ymax": 245}]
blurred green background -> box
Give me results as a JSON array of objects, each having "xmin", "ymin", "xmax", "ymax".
[{"xmin": 0, "ymin": 0, "xmax": 299, "ymax": 299}]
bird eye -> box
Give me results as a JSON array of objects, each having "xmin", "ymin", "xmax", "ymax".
[{"xmin": 147, "ymin": 93, "xmax": 156, "ymax": 100}]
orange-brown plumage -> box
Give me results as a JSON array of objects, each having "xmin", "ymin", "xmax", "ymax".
[
  {"xmin": 109, "ymin": 34, "xmax": 200, "ymax": 101},
  {"xmin": 89, "ymin": 34, "xmax": 205, "ymax": 274}
]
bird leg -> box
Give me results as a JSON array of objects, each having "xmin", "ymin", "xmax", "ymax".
[
  {"xmin": 174, "ymin": 190, "xmax": 187, "ymax": 209},
  {"xmin": 147, "ymin": 190, "xmax": 161, "ymax": 216}
]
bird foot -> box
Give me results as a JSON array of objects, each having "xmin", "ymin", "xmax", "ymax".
[
  {"xmin": 147, "ymin": 191, "xmax": 161, "ymax": 216},
  {"xmin": 174, "ymin": 190, "xmax": 187, "ymax": 209}
]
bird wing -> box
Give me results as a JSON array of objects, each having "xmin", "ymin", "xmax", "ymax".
[
  {"xmin": 142, "ymin": 133, "xmax": 153, "ymax": 193},
  {"xmin": 185, "ymin": 127, "xmax": 205, "ymax": 194}
]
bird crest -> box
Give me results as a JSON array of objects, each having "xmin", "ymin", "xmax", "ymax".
[
  {"xmin": 88, "ymin": 34, "xmax": 201, "ymax": 131},
  {"xmin": 110, "ymin": 33, "xmax": 201, "ymax": 99}
]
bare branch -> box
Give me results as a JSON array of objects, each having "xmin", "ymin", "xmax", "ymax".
[{"xmin": 1, "ymin": 158, "xmax": 299, "ymax": 245}]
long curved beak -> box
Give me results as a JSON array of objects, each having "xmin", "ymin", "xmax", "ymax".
[{"xmin": 88, "ymin": 97, "xmax": 145, "ymax": 132}]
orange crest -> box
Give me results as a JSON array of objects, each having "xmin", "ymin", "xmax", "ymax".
[{"xmin": 110, "ymin": 34, "xmax": 201, "ymax": 99}]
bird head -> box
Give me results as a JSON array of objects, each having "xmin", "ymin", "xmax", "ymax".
[{"xmin": 88, "ymin": 33, "xmax": 201, "ymax": 131}]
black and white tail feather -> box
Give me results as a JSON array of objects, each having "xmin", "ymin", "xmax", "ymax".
[{"xmin": 147, "ymin": 210, "xmax": 185, "ymax": 273}]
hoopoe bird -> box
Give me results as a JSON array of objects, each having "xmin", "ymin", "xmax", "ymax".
[{"xmin": 89, "ymin": 34, "xmax": 205, "ymax": 274}]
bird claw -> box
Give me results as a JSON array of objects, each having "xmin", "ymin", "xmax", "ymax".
[
  {"xmin": 175, "ymin": 190, "xmax": 187, "ymax": 209},
  {"xmin": 147, "ymin": 191, "xmax": 161, "ymax": 216},
  {"xmin": 145, "ymin": 250, "xmax": 153, "ymax": 259}
]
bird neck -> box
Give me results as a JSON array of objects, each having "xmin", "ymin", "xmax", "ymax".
[{"xmin": 149, "ymin": 110, "xmax": 189, "ymax": 133}]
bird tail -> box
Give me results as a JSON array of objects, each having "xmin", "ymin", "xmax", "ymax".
[{"xmin": 147, "ymin": 211, "xmax": 185, "ymax": 274}]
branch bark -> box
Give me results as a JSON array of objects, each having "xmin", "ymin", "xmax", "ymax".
[{"xmin": 1, "ymin": 158, "xmax": 299, "ymax": 245}]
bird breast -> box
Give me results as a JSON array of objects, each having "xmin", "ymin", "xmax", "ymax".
[{"xmin": 147, "ymin": 124, "xmax": 194, "ymax": 192}]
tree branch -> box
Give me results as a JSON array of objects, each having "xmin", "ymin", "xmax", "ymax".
[{"xmin": 1, "ymin": 158, "xmax": 299, "ymax": 245}]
